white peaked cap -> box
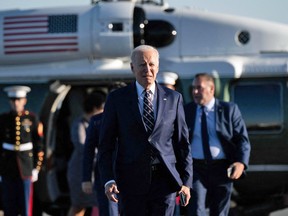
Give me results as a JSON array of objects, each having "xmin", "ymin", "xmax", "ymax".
[
  {"xmin": 4, "ymin": 85, "xmax": 31, "ymax": 98},
  {"xmin": 157, "ymin": 72, "xmax": 179, "ymax": 85}
]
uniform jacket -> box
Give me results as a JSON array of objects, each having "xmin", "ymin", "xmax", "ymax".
[
  {"xmin": 98, "ymin": 82, "xmax": 193, "ymax": 195},
  {"xmin": 0, "ymin": 110, "xmax": 44, "ymax": 179},
  {"xmin": 184, "ymin": 99, "xmax": 251, "ymax": 168}
]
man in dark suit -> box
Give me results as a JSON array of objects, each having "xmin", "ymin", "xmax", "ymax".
[
  {"xmin": 184, "ymin": 73, "xmax": 251, "ymax": 216},
  {"xmin": 0, "ymin": 85, "xmax": 44, "ymax": 216},
  {"xmin": 82, "ymin": 83, "xmax": 126, "ymax": 216},
  {"xmin": 98, "ymin": 45, "xmax": 193, "ymax": 216}
]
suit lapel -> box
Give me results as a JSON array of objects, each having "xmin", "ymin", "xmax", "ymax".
[
  {"xmin": 128, "ymin": 83, "xmax": 146, "ymax": 129},
  {"xmin": 215, "ymin": 99, "xmax": 224, "ymax": 132},
  {"xmin": 186, "ymin": 103, "xmax": 197, "ymax": 143},
  {"xmin": 153, "ymin": 84, "xmax": 167, "ymax": 130}
]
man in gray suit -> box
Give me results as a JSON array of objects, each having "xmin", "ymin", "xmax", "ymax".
[{"xmin": 98, "ymin": 45, "xmax": 193, "ymax": 216}]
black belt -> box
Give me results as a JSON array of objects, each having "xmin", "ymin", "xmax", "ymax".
[{"xmin": 193, "ymin": 158, "xmax": 228, "ymax": 166}]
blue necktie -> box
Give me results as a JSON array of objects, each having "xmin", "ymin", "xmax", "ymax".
[
  {"xmin": 201, "ymin": 106, "xmax": 212, "ymax": 162},
  {"xmin": 143, "ymin": 90, "xmax": 155, "ymax": 135}
]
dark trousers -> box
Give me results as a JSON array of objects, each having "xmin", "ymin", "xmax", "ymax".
[
  {"xmin": 186, "ymin": 160, "xmax": 233, "ymax": 216},
  {"xmin": 118, "ymin": 165, "xmax": 177, "ymax": 216},
  {"xmin": 2, "ymin": 177, "xmax": 32, "ymax": 216}
]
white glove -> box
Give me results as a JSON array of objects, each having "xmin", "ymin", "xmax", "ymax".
[{"xmin": 32, "ymin": 169, "xmax": 39, "ymax": 182}]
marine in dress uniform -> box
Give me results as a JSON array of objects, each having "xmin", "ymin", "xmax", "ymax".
[
  {"xmin": 157, "ymin": 71, "xmax": 178, "ymax": 90},
  {"xmin": 0, "ymin": 86, "xmax": 44, "ymax": 216}
]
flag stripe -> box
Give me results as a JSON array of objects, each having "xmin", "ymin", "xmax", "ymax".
[
  {"xmin": 4, "ymin": 31, "xmax": 48, "ymax": 36},
  {"xmin": 3, "ymin": 14, "xmax": 78, "ymax": 55},
  {"xmin": 4, "ymin": 25, "xmax": 48, "ymax": 30},
  {"xmin": 4, "ymin": 20, "xmax": 48, "ymax": 25},
  {"xmin": 4, "ymin": 36, "xmax": 77, "ymax": 42},
  {"xmin": 5, "ymin": 48, "xmax": 78, "ymax": 54},
  {"xmin": 4, "ymin": 15, "xmax": 48, "ymax": 20},
  {"xmin": 5, "ymin": 43, "xmax": 78, "ymax": 48}
]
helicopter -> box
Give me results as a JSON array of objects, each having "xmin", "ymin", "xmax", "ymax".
[{"xmin": 1, "ymin": 0, "xmax": 288, "ymax": 215}]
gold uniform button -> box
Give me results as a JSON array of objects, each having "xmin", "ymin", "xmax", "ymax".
[
  {"xmin": 16, "ymin": 141, "xmax": 20, "ymax": 145},
  {"xmin": 16, "ymin": 136, "xmax": 20, "ymax": 141},
  {"xmin": 15, "ymin": 117, "xmax": 20, "ymax": 121},
  {"xmin": 16, "ymin": 126, "xmax": 20, "ymax": 130},
  {"xmin": 16, "ymin": 131, "xmax": 20, "ymax": 135},
  {"xmin": 16, "ymin": 122, "xmax": 21, "ymax": 126},
  {"xmin": 15, "ymin": 146, "xmax": 20, "ymax": 151}
]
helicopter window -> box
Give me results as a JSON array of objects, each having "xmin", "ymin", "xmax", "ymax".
[
  {"xmin": 231, "ymin": 82, "xmax": 282, "ymax": 133},
  {"xmin": 109, "ymin": 23, "xmax": 123, "ymax": 32},
  {"xmin": 144, "ymin": 20, "xmax": 176, "ymax": 48},
  {"xmin": 236, "ymin": 30, "xmax": 250, "ymax": 45}
]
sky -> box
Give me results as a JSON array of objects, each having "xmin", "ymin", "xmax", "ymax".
[{"xmin": 1, "ymin": 0, "xmax": 288, "ymax": 25}]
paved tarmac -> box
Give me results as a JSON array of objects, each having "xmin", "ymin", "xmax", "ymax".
[
  {"xmin": 0, "ymin": 207, "xmax": 287, "ymax": 215},
  {"xmin": 270, "ymin": 208, "xmax": 288, "ymax": 216}
]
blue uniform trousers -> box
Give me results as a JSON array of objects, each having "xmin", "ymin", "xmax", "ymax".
[
  {"xmin": 186, "ymin": 160, "xmax": 233, "ymax": 216},
  {"xmin": 2, "ymin": 177, "xmax": 32, "ymax": 216}
]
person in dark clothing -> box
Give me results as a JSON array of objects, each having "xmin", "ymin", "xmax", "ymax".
[{"xmin": 82, "ymin": 82, "xmax": 126, "ymax": 216}]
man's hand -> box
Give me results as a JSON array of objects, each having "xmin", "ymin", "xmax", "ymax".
[
  {"xmin": 105, "ymin": 182, "xmax": 120, "ymax": 203},
  {"xmin": 228, "ymin": 162, "xmax": 245, "ymax": 180},
  {"xmin": 179, "ymin": 185, "xmax": 191, "ymax": 206},
  {"xmin": 82, "ymin": 181, "xmax": 93, "ymax": 194}
]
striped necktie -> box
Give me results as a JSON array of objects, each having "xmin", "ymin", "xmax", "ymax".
[{"xmin": 143, "ymin": 90, "xmax": 155, "ymax": 135}]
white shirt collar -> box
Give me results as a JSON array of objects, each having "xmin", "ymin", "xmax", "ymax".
[
  {"xmin": 198, "ymin": 97, "xmax": 215, "ymax": 111},
  {"xmin": 135, "ymin": 81, "xmax": 156, "ymax": 96}
]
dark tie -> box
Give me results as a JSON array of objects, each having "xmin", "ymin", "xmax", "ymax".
[
  {"xmin": 201, "ymin": 106, "xmax": 212, "ymax": 162},
  {"xmin": 143, "ymin": 90, "xmax": 157, "ymax": 162},
  {"xmin": 143, "ymin": 90, "xmax": 155, "ymax": 135}
]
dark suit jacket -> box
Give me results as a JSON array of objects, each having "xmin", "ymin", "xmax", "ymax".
[
  {"xmin": 98, "ymin": 82, "xmax": 193, "ymax": 195},
  {"xmin": 184, "ymin": 99, "xmax": 250, "ymax": 168},
  {"xmin": 82, "ymin": 113, "xmax": 103, "ymax": 182}
]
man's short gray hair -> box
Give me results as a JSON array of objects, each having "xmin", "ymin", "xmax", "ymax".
[{"xmin": 130, "ymin": 45, "xmax": 159, "ymax": 63}]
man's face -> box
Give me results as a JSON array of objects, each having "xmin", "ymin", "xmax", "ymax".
[
  {"xmin": 130, "ymin": 49, "xmax": 159, "ymax": 89},
  {"xmin": 9, "ymin": 98, "xmax": 27, "ymax": 112},
  {"xmin": 192, "ymin": 77, "xmax": 215, "ymax": 105}
]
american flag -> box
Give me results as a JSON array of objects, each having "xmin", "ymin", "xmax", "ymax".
[{"xmin": 3, "ymin": 14, "xmax": 78, "ymax": 55}]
